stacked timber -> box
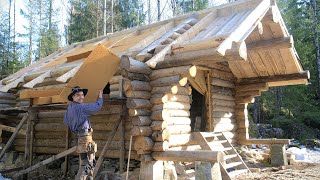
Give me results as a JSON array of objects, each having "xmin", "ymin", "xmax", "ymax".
[
  {"xmin": 12, "ymin": 102, "xmax": 138, "ymax": 159},
  {"xmin": 210, "ymin": 63, "xmax": 237, "ymax": 145},
  {"xmin": 0, "ymin": 92, "xmax": 16, "ymax": 109},
  {"xmin": 120, "ymin": 55, "xmax": 153, "ymax": 160},
  {"xmin": 150, "ymin": 65, "xmax": 196, "ymax": 151},
  {"xmin": 109, "ymin": 74, "xmax": 124, "ymax": 98},
  {"xmin": 235, "ymin": 82, "xmax": 266, "ymax": 144}
]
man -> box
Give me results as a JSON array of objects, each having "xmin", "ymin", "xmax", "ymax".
[{"xmin": 64, "ymin": 86, "xmax": 103, "ymax": 180}]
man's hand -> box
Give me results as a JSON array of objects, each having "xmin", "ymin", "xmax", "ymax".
[{"xmin": 98, "ymin": 90, "xmax": 103, "ymax": 98}]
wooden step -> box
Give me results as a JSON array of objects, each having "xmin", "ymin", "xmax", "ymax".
[
  {"xmin": 225, "ymin": 162, "xmax": 243, "ymax": 169},
  {"xmin": 169, "ymin": 32, "xmax": 181, "ymax": 39},
  {"xmin": 224, "ymin": 154, "xmax": 238, "ymax": 160},
  {"xmin": 228, "ymin": 169, "xmax": 248, "ymax": 177},
  {"xmin": 224, "ymin": 147, "xmax": 233, "ymax": 151},
  {"xmin": 175, "ymin": 28, "xmax": 187, "ymax": 34},
  {"xmin": 183, "ymin": 23, "xmax": 192, "ymax": 30}
]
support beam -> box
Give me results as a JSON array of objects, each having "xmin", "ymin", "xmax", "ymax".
[
  {"xmin": 238, "ymin": 71, "xmax": 310, "ymax": 85},
  {"xmin": 23, "ymin": 71, "xmax": 51, "ymax": 88},
  {"xmin": 238, "ymin": 139, "xmax": 290, "ymax": 145},
  {"xmin": 20, "ymin": 89, "xmax": 63, "ymax": 99},
  {"xmin": 0, "ymin": 124, "xmax": 27, "ymax": 135},
  {"xmin": 247, "ymin": 36, "xmax": 293, "ymax": 51},
  {"xmin": 56, "ymin": 64, "xmax": 82, "ymax": 83}
]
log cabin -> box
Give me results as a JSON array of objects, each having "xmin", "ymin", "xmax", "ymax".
[{"xmin": 0, "ymin": 0, "xmax": 310, "ymax": 179}]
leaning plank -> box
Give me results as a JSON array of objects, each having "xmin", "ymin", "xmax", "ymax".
[
  {"xmin": 0, "ymin": 124, "xmax": 27, "ymax": 135},
  {"xmin": 56, "ymin": 64, "xmax": 82, "ymax": 83},
  {"xmin": 23, "ymin": 71, "xmax": 51, "ymax": 88},
  {"xmin": 146, "ymin": 11, "xmax": 217, "ymax": 68},
  {"xmin": 0, "ymin": 113, "xmax": 31, "ymax": 160},
  {"xmin": 13, "ymin": 146, "xmax": 77, "ymax": 179}
]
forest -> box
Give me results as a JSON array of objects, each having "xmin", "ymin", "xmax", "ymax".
[{"xmin": 0, "ymin": 0, "xmax": 319, "ymax": 141}]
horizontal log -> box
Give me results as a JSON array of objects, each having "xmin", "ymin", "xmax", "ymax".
[
  {"xmin": 210, "ymin": 69, "xmax": 235, "ymax": 81},
  {"xmin": 109, "ymin": 75, "xmax": 123, "ymax": 84},
  {"xmin": 236, "ymin": 83, "xmax": 268, "ymax": 92},
  {"xmin": 110, "ymin": 84, "xmax": 120, "ymax": 91},
  {"xmin": 167, "ymin": 125, "xmax": 191, "ymax": 135},
  {"xmin": 0, "ymin": 124, "xmax": 26, "ymax": 135},
  {"xmin": 121, "ymin": 55, "xmax": 152, "ymax": 74},
  {"xmin": 246, "ymin": 36, "xmax": 293, "ymax": 52},
  {"xmin": 150, "ymin": 121, "xmax": 167, "ymax": 131},
  {"xmin": 134, "ymin": 136, "xmax": 154, "ymax": 154},
  {"xmin": 213, "ymin": 123, "xmax": 237, "ymax": 132},
  {"xmin": 124, "ymin": 80, "xmax": 151, "ymax": 91},
  {"xmin": 125, "ymin": 90, "xmax": 151, "ymax": 99},
  {"xmin": 212, "ymin": 112, "xmax": 234, "ymax": 118},
  {"xmin": 151, "ymin": 86, "xmax": 190, "ymax": 95},
  {"xmin": 235, "ymin": 90, "xmax": 261, "ymax": 97},
  {"xmin": 0, "ymin": 92, "xmax": 16, "ymax": 99},
  {"xmin": 152, "ymin": 150, "xmax": 224, "ymax": 162},
  {"xmin": 212, "ymin": 86, "xmax": 234, "ymax": 96},
  {"xmin": 150, "ymin": 65, "xmax": 197, "ymax": 80},
  {"xmin": 238, "ymin": 139, "xmax": 290, "ymax": 145},
  {"xmin": 211, "ymin": 78, "xmax": 235, "ymax": 88},
  {"xmin": 131, "ymin": 126, "xmax": 152, "ymax": 136},
  {"xmin": 150, "ymin": 94, "xmax": 190, "ymax": 105},
  {"xmin": 128, "ymin": 109, "xmax": 151, "ymax": 116},
  {"xmin": 150, "ymin": 75, "xmax": 188, "ymax": 87},
  {"xmin": 166, "ymin": 117, "xmax": 191, "ymax": 125},
  {"xmin": 212, "ymin": 106, "xmax": 235, "ymax": 113},
  {"xmin": 213, "ymin": 117, "xmax": 236, "ymax": 125},
  {"xmin": 235, "ymin": 96, "xmax": 255, "ymax": 104},
  {"xmin": 153, "ymin": 141, "xmax": 169, "ymax": 152},
  {"xmin": 14, "ymin": 146, "xmax": 139, "ymax": 159},
  {"xmin": 126, "ymin": 98, "xmax": 152, "ymax": 109},
  {"xmin": 109, "ymin": 91, "xmax": 123, "ymax": 98},
  {"xmin": 152, "ymin": 129, "xmax": 170, "ymax": 142},
  {"xmin": 212, "ymin": 99, "xmax": 235, "ymax": 107},
  {"xmin": 131, "ymin": 116, "xmax": 152, "ymax": 126},
  {"xmin": 211, "ymin": 94, "xmax": 234, "ymax": 101},
  {"xmin": 151, "ymin": 109, "xmax": 190, "ymax": 121},
  {"xmin": 151, "ymin": 102, "xmax": 191, "ymax": 111},
  {"xmin": 121, "ymin": 71, "xmax": 150, "ymax": 81}
]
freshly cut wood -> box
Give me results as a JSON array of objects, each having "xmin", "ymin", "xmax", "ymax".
[
  {"xmin": 125, "ymin": 90, "xmax": 151, "ymax": 99},
  {"xmin": 167, "ymin": 125, "xmax": 191, "ymax": 134},
  {"xmin": 150, "ymin": 121, "xmax": 167, "ymax": 131},
  {"xmin": 151, "ymin": 102, "xmax": 191, "ymax": 111},
  {"xmin": 23, "ymin": 71, "xmax": 51, "ymax": 88},
  {"xmin": 211, "ymin": 94, "xmax": 234, "ymax": 101},
  {"xmin": 134, "ymin": 136, "xmax": 154, "ymax": 154},
  {"xmin": 128, "ymin": 109, "xmax": 151, "ymax": 116},
  {"xmin": 236, "ymin": 83, "xmax": 268, "ymax": 92},
  {"xmin": 211, "ymin": 78, "xmax": 235, "ymax": 88},
  {"xmin": 121, "ymin": 71, "xmax": 149, "ymax": 81},
  {"xmin": 151, "ymin": 110, "xmax": 168, "ymax": 121},
  {"xmin": 150, "ymin": 65, "xmax": 197, "ymax": 80},
  {"xmin": 150, "ymin": 75, "xmax": 188, "ymax": 87},
  {"xmin": 236, "ymin": 90, "xmax": 261, "ymax": 97},
  {"xmin": 19, "ymin": 89, "xmax": 62, "ymax": 99},
  {"xmin": 150, "ymin": 94, "xmax": 190, "ymax": 104},
  {"xmin": 126, "ymin": 99, "xmax": 152, "ymax": 109},
  {"xmin": 152, "ymin": 129, "xmax": 170, "ymax": 142},
  {"xmin": 109, "ymin": 75, "xmax": 123, "ymax": 84},
  {"xmin": 151, "ymin": 86, "xmax": 190, "ymax": 95},
  {"xmin": 236, "ymin": 96, "xmax": 255, "ymax": 104},
  {"xmin": 212, "ymin": 99, "xmax": 235, "ymax": 107},
  {"xmin": 212, "ymin": 106, "xmax": 235, "ymax": 113},
  {"xmin": 166, "ymin": 117, "xmax": 191, "ymax": 125},
  {"xmin": 152, "ymin": 150, "xmax": 224, "ymax": 162},
  {"xmin": 153, "ymin": 141, "xmax": 169, "ymax": 151},
  {"xmin": 124, "ymin": 80, "xmax": 151, "ymax": 91},
  {"xmin": 120, "ymin": 55, "xmax": 152, "ymax": 74},
  {"xmin": 131, "ymin": 116, "xmax": 152, "ymax": 126},
  {"xmin": 131, "ymin": 126, "xmax": 152, "ymax": 136}
]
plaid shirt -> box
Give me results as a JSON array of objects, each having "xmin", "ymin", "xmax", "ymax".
[{"xmin": 64, "ymin": 98, "xmax": 103, "ymax": 132}]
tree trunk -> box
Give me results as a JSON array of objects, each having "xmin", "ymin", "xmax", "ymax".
[
  {"xmin": 38, "ymin": 0, "xmax": 42, "ymax": 60},
  {"xmin": 157, "ymin": 0, "xmax": 160, "ymax": 21},
  {"xmin": 28, "ymin": 0, "xmax": 33, "ymax": 65},
  {"xmin": 96, "ymin": 0, "xmax": 99, "ymax": 37},
  {"xmin": 7, "ymin": 0, "xmax": 12, "ymax": 67},
  {"xmin": 49, "ymin": 0, "xmax": 52, "ymax": 30},
  {"xmin": 148, "ymin": 0, "xmax": 151, "ymax": 24},
  {"xmin": 311, "ymin": 0, "xmax": 320, "ymax": 97},
  {"xmin": 103, "ymin": 0, "xmax": 107, "ymax": 35},
  {"xmin": 253, "ymin": 97, "xmax": 260, "ymax": 123}
]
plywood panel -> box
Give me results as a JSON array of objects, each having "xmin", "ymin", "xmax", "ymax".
[{"xmin": 59, "ymin": 44, "xmax": 120, "ymax": 103}]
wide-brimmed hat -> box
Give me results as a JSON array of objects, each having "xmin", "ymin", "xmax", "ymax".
[{"xmin": 68, "ymin": 86, "xmax": 88, "ymax": 101}]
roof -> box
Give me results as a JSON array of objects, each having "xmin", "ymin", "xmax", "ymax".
[{"xmin": 0, "ymin": 0, "xmax": 309, "ymax": 105}]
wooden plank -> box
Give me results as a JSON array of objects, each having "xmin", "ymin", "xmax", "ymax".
[
  {"xmin": 33, "ymin": 97, "xmax": 52, "ymax": 105},
  {"xmin": 20, "ymin": 89, "xmax": 63, "ymax": 99},
  {"xmin": 66, "ymin": 50, "xmax": 92, "ymax": 62},
  {"xmin": 0, "ymin": 113, "xmax": 30, "ymax": 160},
  {"xmin": 23, "ymin": 71, "xmax": 51, "ymax": 88},
  {"xmin": 152, "ymin": 150, "xmax": 224, "ymax": 162},
  {"xmin": 0, "ymin": 76, "xmax": 24, "ymax": 92},
  {"xmin": 13, "ymin": 146, "xmax": 77, "ymax": 179},
  {"xmin": 238, "ymin": 139, "xmax": 290, "ymax": 145},
  {"xmin": 0, "ymin": 124, "xmax": 27, "ymax": 135},
  {"xmin": 193, "ymin": 132, "xmax": 212, "ymax": 150}
]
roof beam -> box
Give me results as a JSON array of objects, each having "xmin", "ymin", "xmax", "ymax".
[
  {"xmin": 19, "ymin": 89, "xmax": 63, "ymax": 99},
  {"xmin": 247, "ymin": 36, "xmax": 293, "ymax": 51},
  {"xmin": 23, "ymin": 71, "xmax": 51, "ymax": 89},
  {"xmin": 0, "ymin": 76, "xmax": 24, "ymax": 92},
  {"xmin": 238, "ymin": 71, "xmax": 310, "ymax": 85},
  {"xmin": 56, "ymin": 64, "xmax": 82, "ymax": 83},
  {"xmin": 146, "ymin": 11, "xmax": 217, "ymax": 68}
]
